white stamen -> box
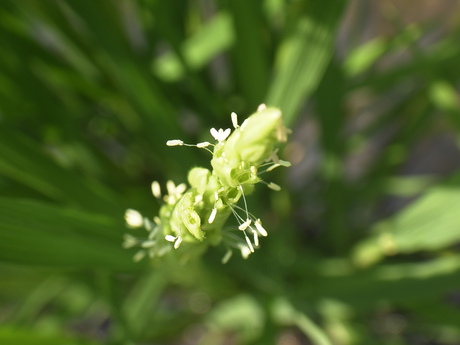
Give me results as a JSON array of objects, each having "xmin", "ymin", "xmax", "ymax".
[
  {"xmin": 255, "ymin": 219, "xmax": 268, "ymax": 236},
  {"xmin": 176, "ymin": 183, "xmax": 187, "ymax": 195},
  {"xmin": 267, "ymin": 182, "xmax": 281, "ymax": 191},
  {"xmin": 166, "ymin": 139, "xmax": 184, "ymax": 146},
  {"xmin": 197, "ymin": 141, "xmax": 211, "ymax": 148},
  {"xmin": 245, "ymin": 235, "xmax": 255, "ymax": 252},
  {"xmin": 210, "ymin": 128, "xmax": 231, "ymax": 142},
  {"xmin": 208, "ymin": 207, "xmax": 217, "ymax": 224},
  {"xmin": 124, "ymin": 209, "xmax": 144, "ymax": 228},
  {"xmin": 238, "ymin": 218, "xmax": 252, "ymax": 231},
  {"xmin": 231, "ymin": 112, "xmax": 239, "ymax": 128},
  {"xmin": 253, "ymin": 230, "xmax": 259, "ymax": 247},
  {"xmin": 267, "ymin": 149, "xmax": 280, "ymax": 163},
  {"xmin": 151, "ymin": 181, "xmax": 161, "ymax": 198},
  {"xmin": 279, "ymin": 160, "xmax": 292, "ymax": 167},
  {"xmin": 165, "ymin": 235, "xmax": 176, "ymax": 242},
  {"xmin": 195, "ymin": 194, "xmax": 203, "ymax": 204},
  {"xmin": 257, "ymin": 103, "xmax": 267, "ymax": 112},
  {"xmin": 166, "ymin": 180, "xmax": 176, "ymax": 195},
  {"xmin": 174, "ymin": 237, "xmax": 183, "ymax": 249},
  {"xmin": 222, "ymin": 249, "xmax": 233, "ymax": 264},
  {"xmin": 267, "ymin": 164, "xmax": 281, "ymax": 172},
  {"xmin": 141, "ymin": 240, "xmax": 156, "ymax": 248},
  {"xmin": 267, "ymin": 160, "xmax": 291, "ymax": 172},
  {"xmin": 214, "ymin": 191, "xmax": 219, "ymax": 201},
  {"xmin": 239, "ymin": 245, "xmax": 252, "ymax": 259},
  {"xmin": 133, "ymin": 250, "xmax": 146, "ymax": 262}
]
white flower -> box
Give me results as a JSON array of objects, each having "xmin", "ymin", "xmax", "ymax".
[
  {"xmin": 210, "ymin": 128, "xmax": 231, "ymax": 142},
  {"xmin": 124, "ymin": 209, "xmax": 144, "ymax": 228}
]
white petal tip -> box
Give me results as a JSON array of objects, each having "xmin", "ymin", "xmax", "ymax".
[{"xmin": 257, "ymin": 104, "xmax": 267, "ymax": 112}]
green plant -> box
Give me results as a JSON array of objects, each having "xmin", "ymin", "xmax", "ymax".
[{"xmin": 1, "ymin": 1, "xmax": 460, "ymax": 344}]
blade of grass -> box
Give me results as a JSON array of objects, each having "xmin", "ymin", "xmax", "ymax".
[
  {"xmin": 0, "ymin": 197, "xmax": 142, "ymax": 270},
  {"xmin": 266, "ymin": 0, "xmax": 347, "ymax": 125}
]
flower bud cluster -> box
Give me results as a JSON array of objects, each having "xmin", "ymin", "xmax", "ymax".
[{"xmin": 124, "ymin": 105, "xmax": 290, "ymax": 263}]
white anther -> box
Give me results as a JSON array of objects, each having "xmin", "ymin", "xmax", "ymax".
[
  {"xmin": 245, "ymin": 235, "xmax": 255, "ymax": 252},
  {"xmin": 239, "ymin": 245, "xmax": 251, "ymax": 259},
  {"xmin": 208, "ymin": 207, "xmax": 217, "ymax": 224},
  {"xmin": 222, "ymin": 250, "xmax": 233, "ymax": 264},
  {"xmin": 141, "ymin": 240, "xmax": 156, "ymax": 248},
  {"xmin": 197, "ymin": 141, "xmax": 211, "ymax": 148},
  {"xmin": 133, "ymin": 250, "xmax": 146, "ymax": 262},
  {"xmin": 253, "ymin": 230, "xmax": 259, "ymax": 247},
  {"xmin": 174, "ymin": 237, "xmax": 183, "ymax": 249},
  {"xmin": 166, "ymin": 139, "xmax": 184, "ymax": 146},
  {"xmin": 124, "ymin": 209, "xmax": 144, "ymax": 228},
  {"xmin": 255, "ymin": 219, "xmax": 268, "ymax": 237},
  {"xmin": 165, "ymin": 235, "xmax": 176, "ymax": 242},
  {"xmin": 231, "ymin": 112, "xmax": 239, "ymax": 128},
  {"xmin": 151, "ymin": 181, "xmax": 161, "ymax": 198},
  {"xmin": 267, "ymin": 182, "xmax": 281, "ymax": 191},
  {"xmin": 238, "ymin": 218, "xmax": 252, "ymax": 231}
]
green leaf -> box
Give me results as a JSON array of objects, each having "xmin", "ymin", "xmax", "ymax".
[
  {"xmin": 266, "ymin": 0, "xmax": 347, "ymax": 125},
  {"xmin": 353, "ymin": 174, "xmax": 460, "ymax": 266},
  {"xmin": 152, "ymin": 12, "xmax": 234, "ymax": 82},
  {"xmin": 0, "ymin": 197, "xmax": 142, "ymax": 270},
  {"xmin": 0, "ymin": 326, "xmax": 100, "ymax": 345},
  {"xmin": 0, "ymin": 131, "xmax": 123, "ymax": 216}
]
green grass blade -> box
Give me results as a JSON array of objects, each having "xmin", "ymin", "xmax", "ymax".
[
  {"xmin": 266, "ymin": 0, "xmax": 347, "ymax": 125},
  {"xmin": 0, "ymin": 197, "xmax": 141, "ymax": 270}
]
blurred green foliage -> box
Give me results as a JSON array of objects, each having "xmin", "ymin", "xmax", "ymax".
[{"xmin": 1, "ymin": 0, "xmax": 460, "ymax": 344}]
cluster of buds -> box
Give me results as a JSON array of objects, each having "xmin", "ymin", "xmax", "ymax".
[{"xmin": 124, "ymin": 104, "xmax": 290, "ymax": 263}]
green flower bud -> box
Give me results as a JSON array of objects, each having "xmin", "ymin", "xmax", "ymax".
[
  {"xmin": 188, "ymin": 167, "xmax": 211, "ymax": 194},
  {"xmin": 222, "ymin": 107, "xmax": 286, "ymax": 166}
]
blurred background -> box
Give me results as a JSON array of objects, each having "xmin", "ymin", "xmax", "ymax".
[{"xmin": 1, "ymin": 0, "xmax": 460, "ymax": 344}]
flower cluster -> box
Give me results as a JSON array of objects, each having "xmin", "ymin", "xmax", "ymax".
[{"xmin": 124, "ymin": 104, "xmax": 290, "ymax": 263}]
